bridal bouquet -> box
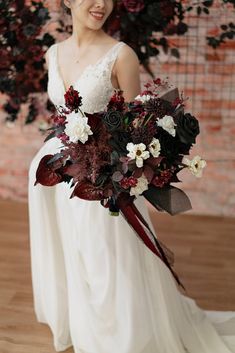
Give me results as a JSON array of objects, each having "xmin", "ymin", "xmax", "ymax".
[{"xmin": 35, "ymin": 78, "xmax": 206, "ymax": 289}]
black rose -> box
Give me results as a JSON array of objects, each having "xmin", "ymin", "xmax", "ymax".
[
  {"xmin": 176, "ymin": 113, "xmax": 200, "ymax": 145},
  {"xmin": 158, "ymin": 130, "xmax": 179, "ymax": 162},
  {"xmin": 109, "ymin": 130, "xmax": 130, "ymax": 154},
  {"xmin": 102, "ymin": 110, "xmax": 122, "ymax": 132}
]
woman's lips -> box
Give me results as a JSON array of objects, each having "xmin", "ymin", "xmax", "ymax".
[{"xmin": 89, "ymin": 11, "xmax": 105, "ymax": 21}]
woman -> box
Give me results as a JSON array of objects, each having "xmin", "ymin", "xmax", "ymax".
[{"xmin": 28, "ymin": 0, "xmax": 235, "ymax": 352}]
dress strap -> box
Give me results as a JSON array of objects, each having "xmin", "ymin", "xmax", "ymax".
[
  {"xmin": 102, "ymin": 42, "xmax": 127, "ymax": 83},
  {"xmin": 104, "ymin": 41, "xmax": 126, "ymax": 65},
  {"xmin": 46, "ymin": 44, "xmax": 57, "ymax": 69}
]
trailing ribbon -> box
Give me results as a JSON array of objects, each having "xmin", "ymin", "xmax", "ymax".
[{"xmin": 116, "ymin": 193, "xmax": 185, "ymax": 291}]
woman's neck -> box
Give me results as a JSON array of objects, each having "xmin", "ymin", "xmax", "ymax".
[{"xmin": 70, "ymin": 27, "xmax": 106, "ymax": 48}]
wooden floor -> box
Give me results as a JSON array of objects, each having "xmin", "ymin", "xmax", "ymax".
[{"xmin": 0, "ymin": 199, "xmax": 235, "ymax": 353}]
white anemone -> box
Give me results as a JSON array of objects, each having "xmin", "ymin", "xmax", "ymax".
[
  {"xmin": 183, "ymin": 155, "xmax": 207, "ymax": 177},
  {"xmin": 148, "ymin": 138, "xmax": 161, "ymax": 157},
  {"xmin": 126, "ymin": 142, "xmax": 150, "ymax": 168}
]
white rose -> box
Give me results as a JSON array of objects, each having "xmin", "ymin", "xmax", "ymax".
[
  {"xmin": 135, "ymin": 94, "xmax": 153, "ymax": 103},
  {"xmin": 126, "ymin": 142, "xmax": 150, "ymax": 168},
  {"xmin": 148, "ymin": 138, "xmax": 161, "ymax": 157},
  {"xmin": 157, "ymin": 115, "xmax": 176, "ymax": 137},
  {"xmin": 183, "ymin": 155, "xmax": 207, "ymax": 178},
  {"xmin": 130, "ymin": 175, "xmax": 149, "ymax": 196},
  {"xmin": 64, "ymin": 111, "xmax": 93, "ymax": 144}
]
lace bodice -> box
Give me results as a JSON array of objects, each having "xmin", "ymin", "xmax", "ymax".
[{"xmin": 47, "ymin": 41, "xmax": 126, "ymax": 113}]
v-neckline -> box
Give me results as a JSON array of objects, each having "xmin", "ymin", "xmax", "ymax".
[{"xmin": 55, "ymin": 42, "xmax": 123, "ymax": 94}]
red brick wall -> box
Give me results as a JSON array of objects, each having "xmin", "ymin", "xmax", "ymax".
[{"xmin": 0, "ymin": 0, "xmax": 235, "ymax": 217}]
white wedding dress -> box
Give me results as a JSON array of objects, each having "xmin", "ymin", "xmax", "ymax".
[{"xmin": 28, "ymin": 41, "xmax": 235, "ymax": 353}]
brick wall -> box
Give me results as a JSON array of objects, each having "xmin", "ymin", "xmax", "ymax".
[{"xmin": 0, "ymin": 0, "xmax": 235, "ymax": 217}]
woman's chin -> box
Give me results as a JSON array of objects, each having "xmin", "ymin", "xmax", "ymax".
[
  {"xmin": 87, "ymin": 21, "xmax": 105, "ymax": 30},
  {"xmin": 88, "ymin": 13, "xmax": 106, "ymax": 26}
]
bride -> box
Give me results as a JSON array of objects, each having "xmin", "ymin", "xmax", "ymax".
[{"xmin": 28, "ymin": 0, "xmax": 235, "ymax": 352}]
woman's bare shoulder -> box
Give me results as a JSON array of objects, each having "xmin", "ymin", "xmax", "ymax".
[
  {"xmin": 44, "ymin": 41, "xmax": 60, "ymax": 69},
  {"xmin": 118, "ymin": 43, "xmax": 139, "ymax": 61},
  {"xmin": 113, "ymin": 42, "xmax": 139, "ymax": 77}
]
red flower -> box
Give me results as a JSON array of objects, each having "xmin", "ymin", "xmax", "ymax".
[
  {"xmin": 107, "ymin": 90, "xmax": 125, "ymax": 111},
  {"xmin": 160, "ymin": 1, "xmax": 175, "ymax": 18},
  {"xmin": 51, "ymin": 113, "xmax": 66, "ymax": 126},
  {"xmin": 153, "ymin": 78, "xmax": 162, "ymax": 85},
  {"xmin": 123, "ymin": 0, "xmax": 145, "ymax": 13},
  {"xmin": 120, "ymin": 176, "xmax": 138, "ymax": 189},
  {"xmin": 64, "ymin": 85, "xmax": 82, "ymax": 111},
  {"xmin": 152, "ymin": 170, "xmax": 173, "ymax": 188}
]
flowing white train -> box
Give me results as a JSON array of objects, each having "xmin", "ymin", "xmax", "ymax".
[{"xmin": 28, "ymin": 41, "xmax": 235, "ymax": 353}]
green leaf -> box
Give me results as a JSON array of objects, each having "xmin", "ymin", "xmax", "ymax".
[
  {"xmin": 203, "ymin": 7, "xmax": 210, "ymax": 14},
  {"xmin": 203, "ymin": 0, "xmax": 213, "ymax": 7},
  {"xmin": 197, "ymin": 6, "xmax": 202, "ymax": 15},
  {"xmin": 221, "ymin": 24, "xmax": 228, "ymax": 30},
  {"xmin": 44, "ymin": 131, "xmax": 56, "ymax": 142},
  {"xmin": 171, "ymin": 48, "xmax": 180, "ymax": 59}
]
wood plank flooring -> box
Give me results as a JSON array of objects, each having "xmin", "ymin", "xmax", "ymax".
[{"xmin": 0, "ymin": 199, "xmax": 234, "ymax": 353}]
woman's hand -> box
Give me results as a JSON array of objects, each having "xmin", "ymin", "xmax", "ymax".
[{"xmin": 115, "ymin": 45, "xmax": 141, "ymax": 103}]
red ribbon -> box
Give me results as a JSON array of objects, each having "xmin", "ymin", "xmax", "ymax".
[{"xmin": 117, "ymin": 193, "xmax": 185, "ymax": 291}]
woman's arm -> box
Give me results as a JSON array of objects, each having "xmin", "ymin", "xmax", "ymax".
[
  {"xmin": 44, "ymin": 49, "xmax": 49, "ymax": 71},
  {"xmin": 115, "ymin": 45, "xmax": 141, "ymax": 102}
]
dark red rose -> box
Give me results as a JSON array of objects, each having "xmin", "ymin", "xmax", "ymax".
[
  {"xmin": 30, "ymin": 45, "xmax": 44, "ymax": 61},
  {"xmin": 64, "ymin": 86, "xmax": 82, "ymax": 111},
  {"xmin": 160, "ymin": 1, "xmax": 175, "ymax": 18},
  {"xmin": 123, "ymin": 0, "xmax": 145, "ymax": 13}
]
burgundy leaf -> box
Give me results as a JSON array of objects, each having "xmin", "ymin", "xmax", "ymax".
[
  {"xmin": 63, "ymin": 163, "xmax": 81, "ymax": 177},
  {"xmin": 146, "ymin": 156, "xmax": 164, "ymax": 167},
  {"xmin": 34, "ymin": 154, "xmax": 62, "ymax": 187},
  {"xmin": 143, "ymin": 165, "xmax": 154, "ymax": 183},
  {"xmin": 132, "ymin": 167, "xmax": 143, "ymax": 178},
  {"xmin": 70, "ymin": 181, "xmax": 105, "ymax": 200}
]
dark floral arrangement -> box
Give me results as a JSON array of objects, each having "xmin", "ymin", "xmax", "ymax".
[
  {"xmin": 102, "ymin": 0, "xmax": 235, "ymax": 75},
  {"xmin": 2, "ymin": 1, "xmax": 234, "ymax": 123},
  {"xmin": 34, "ymin": 78, "xmax": 206, "ymax": 289},
  {"xmin": 0, "ymin": 0, "xmax": 55, "ymax": 123}
]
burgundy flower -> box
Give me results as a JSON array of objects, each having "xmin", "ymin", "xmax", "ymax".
[
  {"xmin": 160, "ymin": 1, "xmax": 175, "ymax": 18},
  {"xmin": 152, "ymin": 170, "xmax": 173, "ymax": 188},
  {"xmin": 64, "ymin": 85, "xmax": 82, "ymax": 111},
  {"xmin": 107, "ymin": 90, "xmax": 125, "ymax": 111},
  {"xmin": 163, "ymin": 23, "xmax": 177, "ymax": 36},
  {"xmin": 122, "ymin": 0, "xmax": 145, "ymax": 13},
  {"xmin": 52, "ymin": 113, "xmax": 66, "ymax": 126},
  {"xmin": 120, "ymin": 176, "xmax": 138, "ymax": 189}
]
